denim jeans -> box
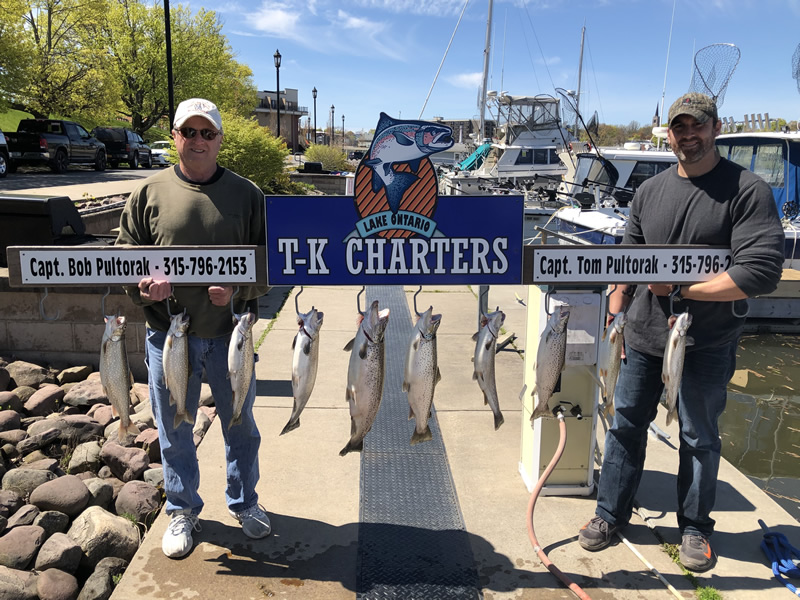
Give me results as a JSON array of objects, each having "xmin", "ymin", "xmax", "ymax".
[
  {"xmin": 595, "ymin": 340, "xmax": 737, "ymax": 537},
  {"xmin": 145, "ymin": 328, "xmax": 261, "ymax": 516}
]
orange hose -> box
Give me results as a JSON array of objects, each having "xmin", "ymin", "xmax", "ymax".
[{"xmin": 526, "ymin": 414, "xmax": 593, "ymax": 600}]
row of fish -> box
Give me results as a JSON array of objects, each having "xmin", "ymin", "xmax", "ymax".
[
  {"xmin": 524, "ymin": 298, "xmax": 693, "ymax": 426},
  {"xmin": 99, "ymin": 309, "xmax": 258, "ymax": 436},
  {"xmin": 283, "ymin": 297, "xmax": 509, "ymax": 454}
]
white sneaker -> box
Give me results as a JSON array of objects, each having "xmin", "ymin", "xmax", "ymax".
[
  {"xmin": 162, "ymin": 512, "xmax": 201, "ymax": 558},
  {"xmin": 229, "ymin": 504, "xmax": 271, "ymax": 539}
]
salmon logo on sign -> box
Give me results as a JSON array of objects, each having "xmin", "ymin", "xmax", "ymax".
[{"xmin": 349, "ymin": 113, "xmax": 454, "ymax": 240}]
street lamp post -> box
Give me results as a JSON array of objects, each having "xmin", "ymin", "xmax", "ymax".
[
  {"xmin": 330, "ymin": 105, "xmax": 335, "ymax": 146},
  {"xmin": 312, "ymin": 87, "xmax": 317, "ymax": 144},
  {"xmin": 273, "ymin": 50, "xmax": 281, "ymax": 140},
  {"xmin": 342, "ymin": 115, "xmax": 345, "ymax": 150}
]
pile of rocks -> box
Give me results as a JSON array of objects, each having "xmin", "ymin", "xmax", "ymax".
[{"xmin": 0, "ymin": 357, "xmax": 216, "ymax": 600}]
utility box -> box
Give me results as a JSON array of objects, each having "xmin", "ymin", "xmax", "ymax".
[
  {"xmin": 519, "ymin": 285, "xmax": 606, "ymax": 496},
  {"xmin": 0, "ymin": 194, "xmax": 86, "ymax": 267}
]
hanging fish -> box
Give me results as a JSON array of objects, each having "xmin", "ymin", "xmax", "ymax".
[
  {"xmin": 281, "ymin": 307, "xmax": 324, "ymax": 435},
  {"xmin": 529, "ymin": 307, "xmax": 570, "ymax": 420},
  {"xmin": 340, "ymin": 300, "xmax": 390, "ymax": 456},
  {"xmin": 100, "ymin": 315, "xmax": 138, "ymax": 439},
  {"xmin": 662, "ymin": 311, "xmax": 693, "ymax": 426},
  {"xmin": 472, "ymin": 308, "xmax": 505, "ymax": 430},
  {"xmin": 403, "ymin": 306, "xmax": 442, "ymax": 445},
  {"xmin": 163, "ymin": 310, "xmax": 193, "ymax": 429},
  {"xmin": 228, "ymin": 312, "xmax": 257, "ymax": 429},
  {"xmin": 596, "ymin": 312, "xmax": 627, "ymax": 417}
]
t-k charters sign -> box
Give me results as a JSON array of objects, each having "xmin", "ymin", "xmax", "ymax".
[{"xmin": 267, "ymin": 113, "xmax": 523, "ymax": 285}]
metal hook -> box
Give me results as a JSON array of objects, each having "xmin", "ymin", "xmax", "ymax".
[
  {"xmin": 356, "ymin": 286, "xmax": 365, "ymax": 316},
  {"xmin": 413, "ymin": 285, "xmax": 423, "ymax": 317},
  {"xmin": 543, "ymin": 287, "xmax": 553, "ymax": 316},
  {"xmin": 101, "ymin": 287, "xmax": 111, "ymax": 317},
  {"xmin": 230, "ymin": 286, "xmax": 241, "ymax": 316},
  {"xmin": 668, "ymin": 286, "xmax": 682, "ymax": 317},
  {"xmin": 606, "ymin": 284, "xmax": 618, "ymax": 317},
  {"xmin": 732, "ymin": 298, "xmax": 749, "ymax": 318},
  {"xmin": 39, "ymin": 288, "xmax": 60, "ymax": 321},
  {"xmin": 294, "ymin": 285, "xmax": 314, "ymax": 315}
]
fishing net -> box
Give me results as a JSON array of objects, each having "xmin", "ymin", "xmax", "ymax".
[
  {"xmin": 793, "ymin": 42, "xmax": 800, "ymax": 94},
  {"xmin": 689, "ymin": 43, "xmax": 740, "ymax": 109}
]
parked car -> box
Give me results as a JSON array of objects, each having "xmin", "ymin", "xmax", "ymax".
[
  {"xmin": 149, "ymin": 140, "xmax": 171, "ymax": 167},
  {"xmin": 5, "ymin": 119, "xmax": 107, "ymax": 173},
  {"xmin": 0, "ymin": 129, "xmax": 8, "ymax": 178},
  {"xmin": 348, "ymin": 150, "xmax": 365, "ymax": 161},
  {"xmin": 91, "ymin": 127, "xmax": 152, "ymax": 169}
]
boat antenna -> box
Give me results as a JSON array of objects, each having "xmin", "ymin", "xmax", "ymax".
[
  {"xmin": 418, "ymin": 0, "xmax": 470, "ymax": 120},
  {"xmin": 479, "ymin": 0, "xmax": 494, "ymax": 142},
  {"xmin": 688, "ymin": 43, "xmax": 741, "ymax": 109},
  {"xmin": 658, "ymin": 0, "xmax": 676, "ymax": 147}
]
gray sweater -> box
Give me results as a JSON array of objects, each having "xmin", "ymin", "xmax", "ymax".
[{"xmin": 623, "ymin": 158, "xmax": 784, "ymax": 356}]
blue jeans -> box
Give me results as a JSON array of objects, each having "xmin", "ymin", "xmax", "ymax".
[
  {"xmin": 595, "ymin": 341, "xmax": 737, "ymax": 537},
  {"xmin": 145, "ymin": 328, "xmax": 261, "ymax": 516}
]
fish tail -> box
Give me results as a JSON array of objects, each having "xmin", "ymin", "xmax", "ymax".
[
  {"xmin": 280, "ymin": 419, "xmax": 300, "ymax": 436},
  {"xmin": 410, "ymin": 426, "xmax": 433, "ymax": 446},
  {"xmin": 493, "ymin": 411, "xmax": 505, "ymax": 430},
  {"xmin": 120, "ymin": 420, "xmax": 139, "ymax": 438},
  {"xmin": 339, "ymin": 438, "xmax": 364, "ymax": 457}
]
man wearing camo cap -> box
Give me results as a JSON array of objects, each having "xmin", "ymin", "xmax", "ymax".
[{"xmin": 578, "ymin": 92, "xmax": 784, "ymax": 573}]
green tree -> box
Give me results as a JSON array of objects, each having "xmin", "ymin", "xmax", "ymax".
[
  {"xmin": 10, "ymin": 0, "xmax": 120, "ymax": 120},
  {"xmin": 100, "ymin": 1, "xmax": 256, "ymax": 135},
  {"xmin": 0, "ymin": 0, "xmax": 33, "ymax": 111}
]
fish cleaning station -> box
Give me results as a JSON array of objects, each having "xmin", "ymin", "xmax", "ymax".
[{"xmin": 2, "ymin": 116, "xmax": 796, "ymax": 599}]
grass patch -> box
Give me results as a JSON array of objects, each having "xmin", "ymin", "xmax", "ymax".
[
  {"xmin": 254, "ymin": 287, "xmax": 292, "ymax": 352},
  {"xmin": 662, "ymin": 542, "xmax": 723, "ymax": 599},
  {"xmin": 0, "ymin": 108, "xmax": 33, "ymax": 132}
]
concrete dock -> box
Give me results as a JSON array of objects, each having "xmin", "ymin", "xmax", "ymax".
[{"xmin": 110, "ymin": 284, "xmax": 798, "ymax": 600}]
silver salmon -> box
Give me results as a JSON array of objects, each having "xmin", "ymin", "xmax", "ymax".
[
  {"xmin": 228, "ymin": 312, "xmax": 257, "ymax": 429},
  {"xmin": 530, "ymin": 307, "xmax": 570, "ymax": 420},
  {"xmin": 472, "ymin": 308, "xmax": 505, "ymax": 430},
  {"xmin": 163, "ymin": 310, "xmax": 193, "ymax": 429},
  {"xmin": 596, "ymin": 312, "xmax": 627, "ymax": 417},
  {"xmin": 403, "ymin": 306, "xmax": 442, "ymax": 445},
  {"xmin": 340, "ymin": 300, "xmax": 390, "ymax": 456},
  {"xmin": 100, "ymin": 315, "xmax": 138, "ymax": 439},
  {"xmin": 662, "ymin": 311, "xmax": 692, "ymax": 426},
  {"xmin": 281, "ymin": 307, "xmax": 324, "ymax": 435}
]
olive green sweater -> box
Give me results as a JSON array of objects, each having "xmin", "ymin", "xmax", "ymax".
[{"xmin": 116, "ymin": 166, "xmax": 269, "ymax": 338}]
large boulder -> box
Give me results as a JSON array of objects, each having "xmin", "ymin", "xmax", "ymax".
[
  {"xmin": 114, "ymin": 481, "xmax": 161, "ymax": 524},
  {"xmin": 6, "ymin": 361, "xmax": 53, "ymax": 388},
  {"xmin": 23, "ymin": 386, "xmax": 64, "ymax": 417},
  {"xmin": 0, "ymin": 565, "xmax": 37, "ymax": 600},
  {"xmin": 68, "ymin": 441, "xmax": 103, "ymax": 475},
  {"xmin": 2, "ymin": 468, "xmax": 58, "ymax": 499},
  {"xmin": 34, "ymin": 533, "xmax": 82, "ymax": 574},
  {"xmin": 36, "ymin": 568, "xmax": 79, "ymax": 600},
  {"xmin": 99, "ymin": 443, "xmax": 148, "ymax": 482},
  {"xmin": 0, "ymin": 525, "xmax": 46, "ymax": 569},
  {"xmin": 30, "ymin": 475, "xmax": 91, "ymax": 519},
  {"xmin": 76, "ymin": 557, "xmax": 127, "ymax": 600},
  {"xmin": 66, "ymin": 506, "xmax": 139, "ymax": 570}
]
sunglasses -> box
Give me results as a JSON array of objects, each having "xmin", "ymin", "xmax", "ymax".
[{"xmin": 176, "ymin": 127, "xmax": 221, "ymax": 141}]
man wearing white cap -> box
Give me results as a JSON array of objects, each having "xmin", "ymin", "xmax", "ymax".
[
  {"xmin": 116, "ymin": 98, "xmax": 271, "ymax": 558},
  {"xmin": 578, "ymin": 92, "xmax": 784, "ymax": 572}
]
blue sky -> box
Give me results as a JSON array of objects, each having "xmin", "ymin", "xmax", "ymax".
[{"xmin": 195, "ymin": 0, "xmax": 800, "ymax": 133}]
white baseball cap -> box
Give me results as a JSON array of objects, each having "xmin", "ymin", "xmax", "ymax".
[{"xmin": 173, "ymin": 98, "xmax": 223, "ymax": 132}]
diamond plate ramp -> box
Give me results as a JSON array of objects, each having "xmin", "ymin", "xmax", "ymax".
[{"xmin": 357, "ymin": 285, "xmax": 480, "ymax": 600}]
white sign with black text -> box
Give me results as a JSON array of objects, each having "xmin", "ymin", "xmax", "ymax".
[
  {"xmin": 532, "ymin": 245, "xmax": 733, "ymax": 284},
  {"xmin": 17, "ymin": 247, "xmax": 258, "ymax": 286}
]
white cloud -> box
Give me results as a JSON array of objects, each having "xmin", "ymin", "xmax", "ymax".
[
  {"xmin": 351, "ymin": 0, "xmax": 466, "ymax": 17},
  {"xmin": 446, "ymin": 72, "xmax": 484, "ymax": 89},
  {"xmin": 250, "ymin": 2, "xmax": 303, "ymax": 39}
]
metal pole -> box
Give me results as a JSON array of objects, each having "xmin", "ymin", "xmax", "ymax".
[
  {"xmin": 575, "ymin": 25, "xmax": 585, "ymax": 136},
  {"xmin": 164, "ymin": 0, "xmax": 175, "ymax": 128},
  {"xmin": 275, "ymin": 51, "xmax": 281, "ymax": 139},
  {"xmin": 478, "ymin": 0, "xmax": 494, "ymax": 143},
  {"xmin": 342, "ymin": 114, "xmax": 345, "ymax": 150},
  {"xmin": 331, "ymin": 105, "xmax": 335, "ymax": 146},
  {"xmin": 312, "ymin": 87, "xmax": 317, "ymax": 144}
]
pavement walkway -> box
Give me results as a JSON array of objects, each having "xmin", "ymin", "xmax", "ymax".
[{"xmin": 109, "ymin": 284, "xmax": 798, "ymax": 600}]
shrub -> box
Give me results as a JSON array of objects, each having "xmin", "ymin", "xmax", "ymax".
[
  {"xmin": 216, "ymin": 111, "xmax": 289, "ymax": 192},
  {"xmin": 304, "ymin": 144, "xmax": 351, "ymax": 171}
]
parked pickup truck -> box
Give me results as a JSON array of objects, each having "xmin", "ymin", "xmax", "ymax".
[{"xmin": 6, "ymin": 119, "xmax": 107, "ymax": 173}]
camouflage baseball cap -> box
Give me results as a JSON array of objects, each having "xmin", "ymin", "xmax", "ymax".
[{"xmin": 668, "ymin": 93, "xmax": 718, "ymax": 126}]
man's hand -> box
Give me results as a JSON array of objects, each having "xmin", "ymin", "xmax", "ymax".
[
  {"xmin": 208, "ymin": 285, "xmax": 234, "ymax": 307},
  {"xmin": 139, "ymin": 277, "xmax": 172, "ymax": 302},
  {"xmin": 648, "ymin": 283, "xmax": 676, "ymax": 297}
]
